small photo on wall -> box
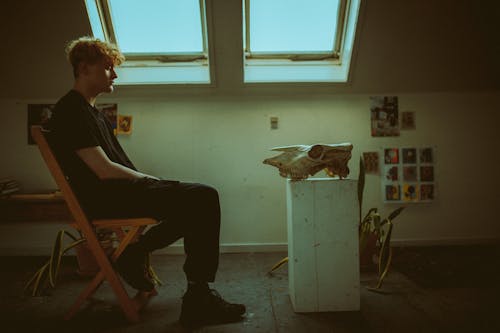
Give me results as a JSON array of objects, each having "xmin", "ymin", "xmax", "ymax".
[
  {"xmin": 384, "ymin": 166, "xmax": 399, "ymax": 181},
  {"xmin": 363, "ymin": 152, "xmax": 380, "ymax": 174},
  {"xmin": 402, "ymin": 148, "xmax": 417, "ymax": 164},
  {"xmin": 117, "ymin": 115, "xmax": 133, "ymax": 135},
  {"xmin": 385, "ymin": 185, "xmax": 400, "ymax": 201},
  {"xmin": 420, "ymin": 147, "xmax": 433, "ymax": 163},
  {"xmin": 401, "ymin": 111, "xmax": 416, "ymax": 130},
  {"xmin": 97, "ymin": 103, "xmax": 118, "ymax": 135},
  {"xmin": 402, "ymin": 184, "xmax": 418, "ymax": 202},
  {"xmin": 370, "ymin": 96, "xmax": 400, "ymax": 137},
  {"xmin": 420, "ymin": 184, "xmax": 435, "ymax": 201},
  {"xmin": 27, "ymin": 104, "xmax": 54, "ymax": 144},
  {"xmin": 403, "ymin": 166, "xmax": 417, "ymax": 181},
  {"xmin": 384, "ymin": 148, "xmax": 399, "ymax": 164},
  {"xmin": 420, "ymin": 166, "xmax": 434, "ymax": 181}
]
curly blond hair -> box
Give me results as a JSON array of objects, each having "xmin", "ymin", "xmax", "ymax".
[{"xmin": 66, "ymin": 36, "xmax": 125, "ymax": 77}]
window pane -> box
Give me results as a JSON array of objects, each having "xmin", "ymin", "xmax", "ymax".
[
  {"xmin": 249, "ymin": 0, "xmax": 339, "ymax": 53},
  {"xmin": 85, "ymin": 0, "xmax": 105, "ymax": 40},
  {"xmin": 109, "ymin": 0, "xmax": 204, "ymax": 54}
]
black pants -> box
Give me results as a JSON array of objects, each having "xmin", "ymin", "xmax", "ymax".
[{"xmin": 88, "ymin": 178, "xmax": 221, "ymax": 282}]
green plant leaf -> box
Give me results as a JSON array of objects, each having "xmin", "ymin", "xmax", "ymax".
[
  {"xmin": 63, "ymin": 230, "xmax": 80, "ymax": 242},
  {"xmin": 62, "ymin": 239, "xmax": 86, "ymax": 254},
  {"xmin": 388, "ymin": 207, "xmax": 405, "ymax": 221},
  {"xmin": 32, "ymin": 262, "xmax": 49, "ymax": 297},
  {"xmin": 373, "ymin": 213, "xmax": 381, "ymax": 231},
  {"xmin": 376, "ymin": 222, "xmax": 394, "ymax": 288},
  {"xmin": 357, "ymin": 156, "xmax": 366, "ymax": 223},
  {"xmin": 49, "ymin": 231, "xmax": 64, "ymax": 287},
  {"xmin": 24, "ymin": 261, "xmax": 48, "ymax": 293}
]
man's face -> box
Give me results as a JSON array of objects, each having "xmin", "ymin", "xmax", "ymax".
[{"xmin": 81, "ymin": 59, "xmax": 118, "ymax": 95}]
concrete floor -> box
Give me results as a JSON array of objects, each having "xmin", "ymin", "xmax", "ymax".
[{"xmin": 1, "ymin": 247, "xmax": 499, "ymax": 333}]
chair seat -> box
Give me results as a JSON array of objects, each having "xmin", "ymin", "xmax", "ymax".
[{"xmin": 93, "ymin": 217, "xmax": 157, "ymax": 227}]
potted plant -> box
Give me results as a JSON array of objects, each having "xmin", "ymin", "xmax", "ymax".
[{"xmin": 358, "ymin": 157, "xmax": 405, "ymax": 290}]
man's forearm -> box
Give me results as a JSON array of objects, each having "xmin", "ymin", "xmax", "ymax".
[
  {"xmin": 102, "ymin": 161, "xmax": 159, "ymax": 180},
  {"xmin": 76, "ymin": 146, "xmax": 159, "ymax": 181}
]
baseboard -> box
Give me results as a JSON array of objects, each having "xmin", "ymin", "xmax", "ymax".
[
  {"xmin": 0, "ymin": 243, "xmax": 288, "ymax": 256},
  {"xmin": 391, "ymin": 237, "xmax": 500, "ymax": 247},
  {"xmin": 1, "ymin": 238, "xmax": 498, "ymax": 256},
  {"xmin": 154, "ymin": 242, "xmax": 288, "ymax": 255}
]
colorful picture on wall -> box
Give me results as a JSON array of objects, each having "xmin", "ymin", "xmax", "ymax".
[
  {"xmin": 420, "ymin": 166, "xmax": 434, "ymax": 181},
  {"xmin": 363, "ymin": 152, "xmax": 379, "ymax": 174},
  {"xmin": 403, "ymin": 166, "xmax": 417, "ymax": 181},
  {"xmin": 420, "ymin": 184, "xmax": 435, "ymax": 201},
  {"xmin": 384, "ymin": 166, "xmax": 399, "ymax": 181},
  {"xmin": 403, "ymin": 184, "xmax": 418, "ymax": 202},
  {"xmin": 27, "ymin": 104, "xmax": 54, "ymax": 144},
  {"xmin": 370, "ymin": 96, "xmax": 400, "ymax": 137},
  {"xmin": 117, "ymin": 115, "xmax": 133, "ymax": 135},
  {"xmin": 420, "ymin": 147, "xmax": 433, "ymax": 163},
  {"xmin": 385, "ymin": 185, "xmax": 400, "ymax": 201},
  {"xmin": 97, "ymin": 103, "xmax": 118, "ymax": 134},
  {"xmin": 382, "ymin": 146, "xmax": 436, "ymax": 203},
  {"xmin": 402, "ymin": 148, "xmax": 417, "ymax": 164},
  {"xmin": 401, "ymin": 111, "xmax": 416, "ymax": 130},
  {"xmin": 384, "ymin": 148, "xmax": 399, "ymax": 164}
]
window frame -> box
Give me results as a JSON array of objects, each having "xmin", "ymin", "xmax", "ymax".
[
  {"xmin": 243, "ymin": 0, "xmax": 349, "ymax": 62},
  {"xmin": 89, "ymin": 0, "xmax": 209, "ymax": 62},
  {"xmin": 243, "ymin": 0, "xmax": 361, "ymax": 83},
  {"xmin": 84, "ymin": 0, "xmax": 213, "ymax": 85}
]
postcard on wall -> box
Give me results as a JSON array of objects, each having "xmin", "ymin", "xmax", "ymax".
[
  {"xmin": 96, "ymin": 103, "xmax": 118, "ymax": 134},
  {"xmin": 117, "ymin": 115, "xmax": 133, "ymax": 135},
  {"xmin": 370, "ymin": 96, "xmax": 400, "ymax": 137},
  {"xmin": 402, "ymin": 183, "xmax": 418, "ymax": 202},
  {"xmin": 363, "ymin": 152, "xmax": 379, "ymax": 174},
  {"xmin": 382, "ymin": 146, "xmax": 436, "ymax": 203},
  {"xmin": 384, "ymin": 148, "xmax": 399, "ymax": 164},
  {"xmin": 27, "ymin": 104, "xmax": 54, "ymax": 144},
  {"xmin": 385, "ymin": 185, "xmax": 400, "ymax": 201},
  {"xmin": 384, "ymin": 165, "xmax": 399, "ymax": 181},
  {"xmin": 420, "ymin": 184, "xmax": 435, "ymax": 201},
  {"xmin": 401, "ymin": 111, "xmax": 416, "ymax": 130}
]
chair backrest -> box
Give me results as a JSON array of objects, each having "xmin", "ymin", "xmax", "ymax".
[{"xmin": 30, "ymin": 125, "xmax": 91, "ymax": 227}]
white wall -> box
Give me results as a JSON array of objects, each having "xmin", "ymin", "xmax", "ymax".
[
  {"xmin": 0, "ymin": 0, "xmax": 499, "ymax": 254},
  {"xmin": 1, "ymin": 92, "xmax": 499, "ymax": 254}
]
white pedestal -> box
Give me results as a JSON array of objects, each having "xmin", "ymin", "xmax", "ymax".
[{"xmin": 286, "ymin": 178, "xmax": 360, "ymax": 312}]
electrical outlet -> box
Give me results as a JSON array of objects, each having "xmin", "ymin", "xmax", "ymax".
[{"xmin": 270, "ymin": 116, "xmax": 278, "ymax": 129}]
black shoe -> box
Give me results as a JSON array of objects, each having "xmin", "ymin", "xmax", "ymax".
[
  {"xmin": 179, "ymin": 287, "xmax": 246, "ymax": 328},
  {"xmin": 115, "ymin": 244, "xmax": 154, "ymax": 292}
]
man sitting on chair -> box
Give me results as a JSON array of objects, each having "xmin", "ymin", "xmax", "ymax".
[{"xmin": 47, "ymin": 36, "xmax": 246, "ymax": 328}]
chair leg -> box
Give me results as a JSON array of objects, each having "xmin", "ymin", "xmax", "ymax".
[
  {"xmin": 105, "ymin": 271, "xmax": 140, "ymax": 323},
  {"xmin": 65, "ymin": 271, "xmax": 105, "ymax": 320},
  {"xmin": 65, "ymin": 226, "xmax": 144, "ymax": 322}
]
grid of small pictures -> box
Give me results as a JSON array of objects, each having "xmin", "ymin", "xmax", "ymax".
[{"xmin": 382, "ymin": 147, "xmax": 436, "ymax": 203}]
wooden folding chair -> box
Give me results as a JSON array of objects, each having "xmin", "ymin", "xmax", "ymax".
[{"xmin": 31, "ymin": 125, "xmax": 157, "ymax": 323}]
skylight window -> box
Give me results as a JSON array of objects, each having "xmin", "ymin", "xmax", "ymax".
[
  {"xmin": 108, "ymin": 0, "xmax": 205, "ymax": 56},
  {"xmin": 84, "ymin": 0, "xmax": 211, "ymax": 84},
  {"xmin": 246, "ymin": 0, "xmax": 340, "ymax": 56},
  {"xmin": 243, "ymin": 0, "xmax": 361, "ymax": 83}
]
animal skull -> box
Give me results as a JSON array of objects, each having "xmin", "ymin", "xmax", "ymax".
[{"xmin": 263, "ymin": 143, "xmax": 353, "ymax": 180}]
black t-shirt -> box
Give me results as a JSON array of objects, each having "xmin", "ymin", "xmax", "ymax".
[{"xmin": 47, "ymin": 90, "xmax": 136, "ymax": 211}]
